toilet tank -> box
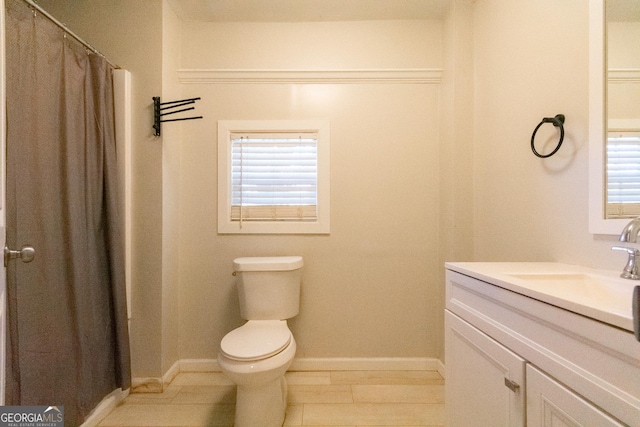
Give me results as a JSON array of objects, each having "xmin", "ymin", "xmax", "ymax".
[{"xmin": 233, "ymin": 256, "xmax": 303, "ymax": 320}]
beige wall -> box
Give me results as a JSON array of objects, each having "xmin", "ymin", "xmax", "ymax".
[
  {"xmin": 161, "ymin": 0, "xmax": 182, "ymax": 377},
  {"xmin": 608, "ymin": 22, "xmax": 640, "ymax": 121},
  {"xmin": 180, "ymin": 20, "xmax": 442, "ymax": 69},
  {"xmin": 177, "ymin": 20, "xmax": 444, "ymax": 359},
  {"xmin": 25, "ymin": 0, "xmax": 629, "ymax": 379},
  {"xmin": 440, "ymin": 1, "xmax": 474, "ymax": 264},
  {"xmin": 472, "ymin": 0, "xmax": 620, "ymax": 269},
  {"xmin": 608, "ymin": 22, "xmax": 640, "ymax": 69},
  {"xmin": 437, "ymin": 0, "xmax": 475, "ymax": 361}
]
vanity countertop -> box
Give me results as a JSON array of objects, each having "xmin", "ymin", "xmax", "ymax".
[{"xmin": 445, "ymin": 262, "xmax": 635, "ymax": 332}]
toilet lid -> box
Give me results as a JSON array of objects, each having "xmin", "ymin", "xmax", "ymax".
[{"xmin": 220, "ymin": 320, "xmax": 292, "ymax": 361}]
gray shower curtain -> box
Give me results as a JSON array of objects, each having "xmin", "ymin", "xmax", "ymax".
[{"xmin": 5, "ymin": 0, "xmax": 131, "ymax": 424}]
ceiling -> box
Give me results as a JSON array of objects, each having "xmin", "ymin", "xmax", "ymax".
[{"xmin": 166, "ymin": 0, "xmax": 448, "ymax": 22}]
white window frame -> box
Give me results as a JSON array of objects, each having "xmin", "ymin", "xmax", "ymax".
[{"xmin": 218, "ymin": 119, "xmax": 330, "ymax": 234}]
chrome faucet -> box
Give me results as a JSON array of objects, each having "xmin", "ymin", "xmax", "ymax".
[
  {"xmin": 613, "ymin": 217, "xmax": 640, "ymax": 280},
  {"xmin": 619, "ymin": 216, "xmax": 640, "ymax": 243}
]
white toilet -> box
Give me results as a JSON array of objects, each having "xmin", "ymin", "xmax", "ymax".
[{"xmin": 218, "ymin": 256, "xmax": 303, "ymax": 427}]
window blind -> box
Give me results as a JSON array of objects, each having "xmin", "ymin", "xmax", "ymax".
[
  {"xmin": 606, "ymin": 132, "xmax": 640, "ymax": 218},
  {"xmin": 231, "ymin": 132, "xmax": 318, "ymax": 222}
]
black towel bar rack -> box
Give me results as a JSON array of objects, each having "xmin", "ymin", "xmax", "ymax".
[{"xmin": 153, "ymin": 96, "xmax": 203, "ymax": 136}]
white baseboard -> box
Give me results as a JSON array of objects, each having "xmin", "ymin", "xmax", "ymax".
[
  {"xmin": 80, "ymin": 387, "xmax": 129, "ymax": 427},
  {"xmin": 131, "ymin": 377, "xmax": 163, "ymax": 393},
  {"xmin": 131, "ymin": 357, "xmax": 445, "ymax": 393},
  {"xmin": 436, "ymin": 358, "xmax": 445, "ymax": 379},
  {"xmin": 162, "ymin": 359, "xmax": 181, "ymax": 385},
  {"xmin": 177, "ymin": 358, "xmax": 219, "ymax": 373},
  {"xmin": 289, "ymin": 357, "xmax": 440, "ymax": 372}
]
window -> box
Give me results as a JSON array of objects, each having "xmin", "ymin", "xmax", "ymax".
[
  {"xmin": 606, "ymin": 131, "xmax": 640, "ymax": 218},
  {"xmin": 218, "ymin": 120, "xmax": 330, "ymax": 234}
]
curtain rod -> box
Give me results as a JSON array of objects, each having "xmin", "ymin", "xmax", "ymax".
[{"xmin": 22, "ymin": 0, "xmax": 119, "ymax": 69}]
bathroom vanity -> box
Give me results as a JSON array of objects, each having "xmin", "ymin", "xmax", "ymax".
[{"xmin": 444, "ymin": 262, "xmax": 639, "ymax": 426}]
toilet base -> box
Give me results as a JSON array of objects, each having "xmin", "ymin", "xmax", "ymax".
[{"xmin": 235, "ymin": 376, "xmax": 288, "ymax": 427}]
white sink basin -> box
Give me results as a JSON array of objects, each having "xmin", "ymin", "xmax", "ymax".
[
  {"xmin": 505, "ymin": 272, "xmax": 631, "ymax": 317},
  {"xmin": 445, "ymin": 262, "xmax": 636, "ymax": 332}
]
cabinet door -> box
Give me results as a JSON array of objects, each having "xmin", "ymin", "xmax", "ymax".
[
  {"xmin": 445, "ymin": 310, "xmax": 526, "ymax": 427},
  {"xmin": 526, "ymin": 365, "xmax": 625, "ymax": 427}
]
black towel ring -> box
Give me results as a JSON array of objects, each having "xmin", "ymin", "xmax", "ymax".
[{"xmin": 531, "ymin": 114, "xmax": 565, "ymax": 158}]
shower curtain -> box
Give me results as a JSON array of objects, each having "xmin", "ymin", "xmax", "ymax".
[{"xmin": 4, "ymin": 0, "xmax": 131, "ymax": 424}]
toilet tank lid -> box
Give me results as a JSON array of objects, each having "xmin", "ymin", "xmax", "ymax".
[{"xmin": 233, "ymin": 256, "xmax": 303, "ymax": 272}]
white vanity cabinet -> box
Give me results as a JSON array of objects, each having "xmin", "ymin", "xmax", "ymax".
[
  {"xmin": 445, "ymin": 310, "xmax": 526, "ymax": 426},
  {"xmin": 526, "ymin": 365, "xmax": 624, "ymax": 426},
  {"xmin": 445, "ymin": 264, "xmax": 640, "ymax": 427}
]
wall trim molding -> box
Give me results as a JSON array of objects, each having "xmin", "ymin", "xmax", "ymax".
[
  {"xmin": 178, "ymin": 68, "xmax": 443, "ymax": 84},
  {"xmin": 608, "ymin": 68, "xmax": 640, "ymax": 83}
]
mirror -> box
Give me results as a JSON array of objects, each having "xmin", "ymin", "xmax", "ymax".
[
  {"xmin": 589, "ymin": 0, "xmax": 640, "ymax": 234},
  {"xmin": 605, "ymin": 0, "xmax": 640, "ymax": 219}
]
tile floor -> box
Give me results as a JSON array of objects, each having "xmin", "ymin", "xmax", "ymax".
[{"xmin": 98, "ymin": 370, "xmax": 445, "ymax": 426}]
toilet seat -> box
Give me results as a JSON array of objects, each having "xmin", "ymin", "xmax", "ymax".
[{"xmin": 220, "ymin": 320, "xmax": 292, "ymax": 362}]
